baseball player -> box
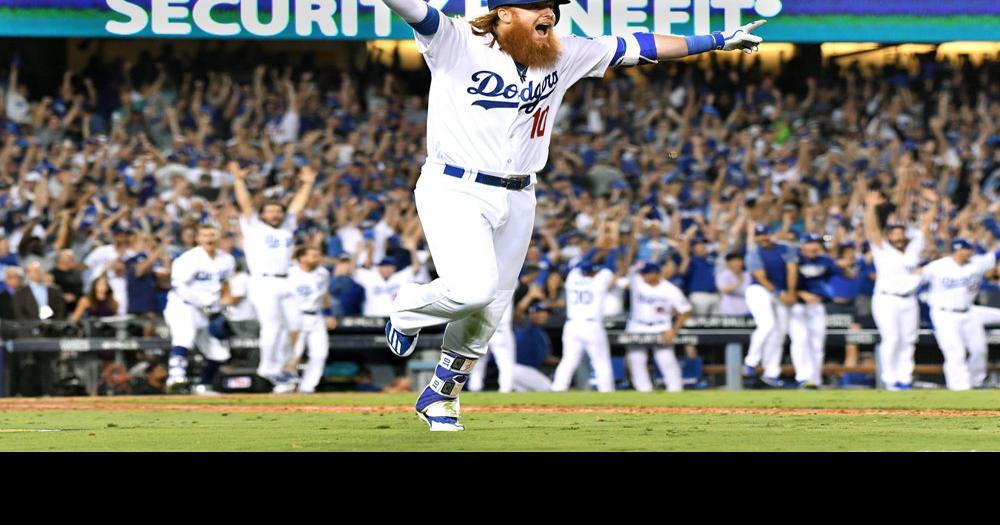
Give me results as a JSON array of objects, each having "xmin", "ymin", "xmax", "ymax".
[
  {"xmin": 379, "ymin": 0, "xmax": 766, "ymax": 431},
  {"xmin": 917, "ymin": 238, "xmax": 1000, "ymax": 391},
  {"xmin": 743, "ymin": 224, "xmax": 798, "ymax": 387},
  {"xmin": 623, "ymin": 261, "xmax": 693, "ymax": 393},
  {"xmin": 285, "ymin": 245, "xmax": 336, "ymax": 394},
  {"xmin": 164, "ymin": 224, "xmax": 236, "ymax": 395},
  {"xmin": 788, "ymin": 234, "xmax": 847, "ymax": 388},
  {"xmin": 970, "ymin": 305, "xmax": 1000, "ymax": 388},
  {"xmin": 863, "ymin": 190, "xmax": 934, "ymax": 390},
  {"xmin": 468, "ymin": 303, "xmax": 517, "ymax": 393},
  {"xmin": 551, "ymin": 258, "xmax": 619, "ymax": 392},
  {"xmin": 354, "ymin": 237, "xmax": 422, "ymax": 317},
  {"xmin": 228, "ymin": 162, "xmax": 316, "ymax": 391}
]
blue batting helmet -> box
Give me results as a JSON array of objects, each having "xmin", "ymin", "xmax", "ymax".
[
  {"xmin": 487, "ymin": 0, "xmax": 571, "ymax": 25},
  {"xmin": 208, "ymin": 313, "xmax": 234, "ymax": 340}
]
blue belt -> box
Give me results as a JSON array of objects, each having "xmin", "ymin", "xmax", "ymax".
[
  {"xmin": 443, "ymin": 164, "xmax": 531, "ymax": 191},
  {"xmin": 935, "ymin": 307, "xmax": 970, "ymax": 314}
]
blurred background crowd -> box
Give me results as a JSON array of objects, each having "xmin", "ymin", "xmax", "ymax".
[{"xmin": 0, "ymin": 40, "xmax": 998, "ymax": 394}]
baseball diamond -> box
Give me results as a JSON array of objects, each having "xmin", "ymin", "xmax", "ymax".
[{"xmin": 0, "ymin": 0, "xmax": 998, "ymax": 451}]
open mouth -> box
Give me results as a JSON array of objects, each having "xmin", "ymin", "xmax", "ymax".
[{"xmin": 534, "ymin": 23, "xmax": 551, "ymax": 37}]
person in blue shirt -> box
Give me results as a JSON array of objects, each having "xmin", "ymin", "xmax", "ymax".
[
  {"xmin": 328, "ymin": 254, "xmax": 365, "ymax": 316},
  {"xmin": 744, "ymin": 224, "xmax": 799, "ymax": 387},
  {"xmin": 827, "ymin": 242, "xmax": 862, "ymax": 315},
  {"xmin": 511, "ymin": 301, "xmax": 557, "ymax": 391},
  {"xmin": 679, "ymin": 235, "xmax": 719, "ymax": 315},
  {"xmin": 789, "ymin": 234, "xmax": 852, "ymax": 389}
]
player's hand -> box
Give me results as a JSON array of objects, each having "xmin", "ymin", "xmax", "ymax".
[
  {"xmin": 227, "ymin": 161, "xmax": 248, "ymax": 182},
  {"xmin": 325, "ymin": 317, "xmax": 337, "ymax": 330},
  {"xmin": 800, "ymin": 291, "xmax": 822, "ymax": 304},
  {"xmin": 778, "ymin": 291, "xmax": 796, "ymax": 305},
  {"xmin": 299, "ymin": 165, "xmax": 317, "ymax": 185},
  {"xmin": 661, "ymin": 329, "xmax": 677, "ymax": 345},
  {"xmin": 720, "ymin": 20, "xmax": 765, "ymax": 54}
]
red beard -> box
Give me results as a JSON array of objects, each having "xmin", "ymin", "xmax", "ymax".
[{"xmin": 496, "ymin": 22, "xmax": 562, "ymax": 70}]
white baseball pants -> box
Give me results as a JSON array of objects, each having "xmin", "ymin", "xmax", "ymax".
[
  {"xmin": 871, "ymin": 293, "xmax": 919, "ymax": 387},
  {"xmin": 627, "ymin": 347, "xmax": 683, "ymax": 392},
  {"xmin": 689, "ymin": 292, "xmax": 720, "ymax": 316},
  {"xmin": 512, "ymin": 364, "xmax": 553, "ymax": 391},
  {"xmin": 970, "ymin": 305, "xmax": 1000, "ymax": 387},
  {"xmin": 744, "ymin": 284, "xmax": 789, "ymax": 378},
  {"xmin": 928, "ymin": 309, "xmax": 982, "ymax": 391},
  {"xmin": 291, "ymin": 313, "xmax": 329, "ymax": 393},
  {"xmin": 468, "ymin": 316, "xmax": 517, "ymax": 392},
  {"xmin": 789, "ymin": 302, "xmax": 826, "ymax": 384},
  {"xmin": 164, "ymin": 297, "xmax": 230, "ymax": 362},
  {"xmin": 390, "ymin": 169, "xmax": 536, "ymax": 359},
  {"xmin": 249, "ymin": 275, "xmax": 299, "ymax": 377},
  {"xmin": 552, "ymin": 320, "xmax": 615, "ymax": 392}
]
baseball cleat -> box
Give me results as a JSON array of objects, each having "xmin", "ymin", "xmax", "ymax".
[
  {"xmin": 742, "ymin": 365, "xmax": 757, "ymax": 377},
  {"xmin": 191, "ymin": 384, "xmax": 222, "ymax": 396},
  {"xmin": 385, "ymin": 320, "xmax": 419, "ymax": 357},
  {"xmin": 758, "ymin": 376, "xmax": 785, "ymax": 389},
  {"xmin": 797, "ymin": 380, "xmax": 819, "ymax": 390},
  {"xmin": 268, "ymin": 372, "xmax": 299, "ymax": 394},
  {"xmin": 417, "ymin": 411, "xmax": 465, "ymax": 432},
  {"xmin": 894, "ymin": 382, "xmax": 913, "ymax": 390}
]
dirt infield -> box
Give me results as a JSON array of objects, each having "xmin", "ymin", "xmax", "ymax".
[{"xmin": 2, "ymin": 396, "xmax": 999, "ymax": 418}]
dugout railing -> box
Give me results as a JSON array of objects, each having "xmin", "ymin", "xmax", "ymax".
[{"xmin": 1, "ymin": 315, "xmax": 997, "ymax": 396}]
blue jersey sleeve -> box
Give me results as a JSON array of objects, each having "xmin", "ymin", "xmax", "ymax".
[{"xmin": 782, "ymin": 244, "xmax": 799, "ymax": 264}]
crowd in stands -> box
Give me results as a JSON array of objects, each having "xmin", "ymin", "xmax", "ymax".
[{"xmin": 0, "ymin": 42, "xmax": 998, "ymax": 392}]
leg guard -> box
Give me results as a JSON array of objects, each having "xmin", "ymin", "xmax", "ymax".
[{"xmin": 415, "ymin": 351, "xmax": 478, "ymax": 418}]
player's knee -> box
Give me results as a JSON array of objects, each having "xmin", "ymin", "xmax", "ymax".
[{"xmin": 448, "ymin": 275, "xmax": 498, "ymax": 310}]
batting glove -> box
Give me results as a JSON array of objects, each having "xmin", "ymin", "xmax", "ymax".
[{"xmin": 717, "ymin": 20, "xmax": 765, "ymax": 54}]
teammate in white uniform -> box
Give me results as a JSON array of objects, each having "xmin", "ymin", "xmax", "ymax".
[
  {"xmin": 788, "ymin": 234, "xmax": 846, "ymax": 388},
  {"xmin": 228, "ymin": 162, "xmax": 316, "ymax": 390},
  {"xmin": 863, "ymin": 190, "xmax": 934, "ymax": 389},
  {"xmin": 354, "ymin": 250, "xmax": 422, "ymax": 317},
  {"xmin": 164, "ymin": 225, "xmax": 236, "ymax": 394},
  {"xmin": 623, "ymin": 262, "xmax": 693, "ymax": 392},
  {"xmin": 743, "ymin": 224, "xmax": 799, "ymax": 387},
  {"xmin": 378, "ymin": 0, "xmax": 765, "ymax": 430},
  {"xmin": 970, "ymin": 305, "xmax": 1000, "ymax": 388},
  {"xmin": 468, "ymin": 303, "xmax": 517, "ymax": 393},
  {"xmin": 286, "ymin": 246, "xmax": 335, "ymax": 394},
  {"xmin": 551, "ymin": 259, "xmax": 618, "ymax": 392},
  {"xmin": 918, "ymin": 238, "xmax": 999, "ymax": 391}
]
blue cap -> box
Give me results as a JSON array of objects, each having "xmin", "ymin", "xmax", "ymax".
[
  {"xmin": 577, "ymin": 260, "xmax": 595, "ymax": 275},
  {"xmin": 801, "ymin": 233, "xmax": 823, "ymax": 244},
  {"xmin": 639, "ymin": 262, "xmax": 662, "ymax": 275},
  {"xmin": 527, "ymin": 301, "xmax": 550, "ymax": 314},
  {"xmin": 952, "ymin": 238, "xmax": 974, "ymax": 251},
  {"xmin": 754, "ymin": 225, "xmax": 772, "ymax": 235},
  {"xmin": 377, "ymin": 257, "xmax": 397, "ymax": 267}
]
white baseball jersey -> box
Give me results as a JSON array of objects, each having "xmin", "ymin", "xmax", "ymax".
[
  {"xmin": 170, "ymin": 247, "xmax": 236, "ymax": 308},
  {"xmin": 289, "ymin": 264, "xmax": 330, "ymax": 313},
  {"xmin": 871, "ymin": 235, "xmax": 924, "ymax": 295},
  {"xmin": 355, "ymin": 266, "xmax": 418, "ymax": 317},
  {"xmin": 627, "ymin": 273, "xmax": 692, "ymax": 332},
  {"xmin": 225, "ymin": 271, "xmax": 257, "ymax": 321},
  {"xmin": 415, "ymin": 11, "xmax": 619, "ymax": 173},
  {"xmin": 565, "ymin": 268, "xmax": 615, "ymax": 322},
  {"xmin": 920, "ymin": 252, "xmax": 997, "ymax": 310},
  {"xmin": 239, "ymin": 214, "xmax": 296, "ymax": 276}
]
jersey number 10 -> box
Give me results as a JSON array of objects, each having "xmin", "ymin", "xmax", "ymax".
[{"xmin": 530, "ymin": 107, "xmax": 550, "ymax": 139}]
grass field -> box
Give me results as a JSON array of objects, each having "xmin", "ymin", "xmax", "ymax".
[{"xmin": 1, "ymin": 390, "xmax": 999, "ymax": 451}]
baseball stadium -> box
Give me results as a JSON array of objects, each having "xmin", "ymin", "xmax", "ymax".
[{"xmin": 0, "ymin": 0, "xmax": 998, "ymax": 452}]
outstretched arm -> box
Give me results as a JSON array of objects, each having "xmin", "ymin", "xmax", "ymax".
[
  {"xmin": 610, "ymin": 20, "xmax": 766, "ymax": 68},
  {"xmin": 227, "ymin": 161, "xmax": 255, "ymax": 219},
  {"xmin": 380, "ymin": 0, "xmax": 429, "ymax": 23}
]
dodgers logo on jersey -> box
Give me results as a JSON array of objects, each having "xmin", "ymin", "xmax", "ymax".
[
  {"xmin": 265, "ymin": 235, "xmax": 292, "ymax": 249},
  {"xmin": 466, "ymin": 70, "xmax": 558, "ymax": 114}
]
